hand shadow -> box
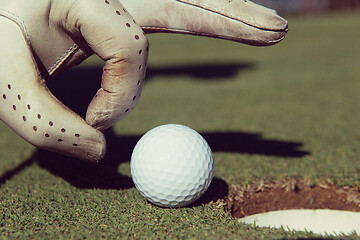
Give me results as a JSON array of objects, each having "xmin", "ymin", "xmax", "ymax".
[
  {"xmin": 146, "ymin": 62, "xmax": 256, "ymax": 80},
  {"xmin": 0, "ymin": 62, "xmax": 309, "ymax": 206},
  {"xmin": 46, "ymin": 61, "xmax": 256, "ymax": 118},
  {"xmin": 0, "ymin": 127, "xmax": 309, "ymax": 207}
]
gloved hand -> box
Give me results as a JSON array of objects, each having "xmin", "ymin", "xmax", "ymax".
[{"xmin": 0, "ymin": 0, "xmax": 287, "ymax": 162}]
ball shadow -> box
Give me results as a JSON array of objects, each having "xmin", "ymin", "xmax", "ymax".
[{"xmin": 191, "ymin": 177, "xmax": 230, "ymax": 207}]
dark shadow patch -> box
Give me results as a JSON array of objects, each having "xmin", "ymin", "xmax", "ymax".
[
  {"xmin": 33, "ymin": 129, "xmax": 138, "ymax": 190},
  {"xmin": 47, "ymin": 67, "xmax": 102, "ymax": 119},
  {"xmin": 146, "ymin": 62, "xmax": 255, "ymax": 80},
  {"xmin": 202, "ymin": 132, "xmax": 310, "ymax": 157},
  {"xmin": 0, "ymin": 129, "xmax": 309, "ymax": 189},
  {"xmin": 0, "ymin": 158, "xmax": 35, "ymax": 185},
  {"xmin": 36, "ymin": 130, "xmax": 308, "ymax": 189},
  {"xmin": 33, "ymin": 149, "xmax": 134, "ymax": 190},
  {"xmin": 47, "ymin": 62, "xmax": 255, "ymax": 117},
  {"xmin": 191, "ymin": 177, "xmax": 229, "ymax": 206}
]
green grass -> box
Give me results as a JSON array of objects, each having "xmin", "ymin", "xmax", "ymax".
[{"xmin": 1, "ymin": 12, "xmax": 360, "ymax": 239}]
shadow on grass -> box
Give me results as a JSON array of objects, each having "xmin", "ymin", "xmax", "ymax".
[
  {"xmin": 146, "ymin": 62, "xmax": 255, "ymax": 80},
  {"xmin": 192, "ymin": 177, "xmax": 229, "ymax": 207},
  {"xmin": 46, "ymin": 62, "xmax": 255, "ymax": 118},
  {"xmin": 0, "ymin": 128, "xmax": 309, "ymax": 207},
  {"xmin": 202, "ymin": 132, "xmax": 309, "ymax": 157},
  {"xmin": 34, "ymin": 129, "xmax": 308, "ymax": 190},
  {"xmin": 0, "ymin": 62, "xmax": 309, "ymax": 205}
]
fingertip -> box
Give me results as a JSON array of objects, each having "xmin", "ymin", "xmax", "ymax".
[
  {"xmin": 66, "ymin": 125, "xmax": 108, "ymax": 163},
  {"xmin": 87, "ymin": 130, "xmax": 107, "ymax": 163}
]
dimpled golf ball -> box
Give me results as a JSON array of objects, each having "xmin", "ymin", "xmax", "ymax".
[{"xmin": 130, "ymin": 124, "xmax": 214, "ymax": 208}]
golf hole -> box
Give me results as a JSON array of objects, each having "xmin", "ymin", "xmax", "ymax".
[
  {"xmin": 238, "ymin": 209, "xmax": 360, "ymax": 235},
  {"xmin": 225, "ymin": 179, "xmax": 360, "ymax": 235}
]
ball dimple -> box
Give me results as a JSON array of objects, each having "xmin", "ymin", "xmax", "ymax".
[{"xmin": 130, "ymin": 124, "xmax": 214, "ymax": 208}]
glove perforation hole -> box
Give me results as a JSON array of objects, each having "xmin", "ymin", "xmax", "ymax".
[
  {"xmin": 139, "ymin": 50, "xmax": 142, "ymax": 55},
  {"xmin": 3, "ymin": 94, "xmax": 6, "ymax": 100},
  {"xmin": 116, "ymin": 11, "xmax": 121, "ymax": 15},
  {"xmin": 7, "ymin": 84, "xmax": 11, "ymax": 90},
  {"xmin": 49, "ymin": 121, "xmax": 54, "ymax": 126},
  {"xmin": 22, "ymin": 116, "xmax": 26, "ymax": 122},
  {"xmin": 125, "ymin": 109, "xmax": 129, "ymax": 113},
  {"xmin": 137, "ymin": 80, "xmax": 140, "ymax": 85},
  {"xmin": 135, "ymin": 35, "xmax": 139, "ymax": 40},
  {"xmin": 73, "ymin": 144, "xmax": 78, "ymax": 147},
  {"xmin": 133, "ymin": 96, "xmax": 136, "ymax": 100},
  {"xmin": 37, "ymin": 114, "xmax": 41, "ymax": 119},
  {"xmin": 12, "ymin": 105, "xmax": 16, "ymax": 111},
  {"xmin": 139, "ymin": 65, "xmax": 142, "ymax": 70},
  {"xmin": 33, "ymin": 126, "xmax": 37, "ymax": 131},
  {"xmin": 61, "ymin": 128, "xmax": 66, "ymax": 133},
  {"xmin": 105, "ymin": 0, "xmax": 109, "ymax": 4},
  {"xmin": 45, "ymin": 133, "xmax": 50, "ymax": 138},
  {"xmin": 75, "ymin": 133, "xmax": 80, "ymax": 138},
  {"xmin": 58, "ymin": 139, "xmax": 63, "ymax": 142},
  {"xmin": 17, "ymin": 95, "xmax": 21, "ymax": 100},
  {"xmin": 126, "ymin": 23, "xmax": 131, "ymax": 27},
  {"xmin": 27, "ymin": 104, "xmax": 31, "ymax": 110}
]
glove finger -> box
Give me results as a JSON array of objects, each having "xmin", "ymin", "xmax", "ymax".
[
  {"xmin": 59, "ymin": 0, "xmax": 148, "ymax": 131},
  {"xmin": 0, "ymin": 17, "xmax": 106, "ymax": 162},
  {"xmin": 120, "ymin": 0, "xmax": 288, "ymax": 46}
]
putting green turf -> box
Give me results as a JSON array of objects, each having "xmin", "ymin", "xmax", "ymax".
[{"xmin": 1, "ymin": 12, "xmax": 360, "ymax": 239}]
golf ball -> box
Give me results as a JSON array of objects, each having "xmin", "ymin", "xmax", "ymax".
[{"xmin": 130, "ymin": 124, "xmax": 214, "ymax": 207}]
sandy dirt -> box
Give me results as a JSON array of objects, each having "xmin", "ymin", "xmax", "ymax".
[{"xmin": 225, "ymin": 179, "xmax": 360, "ymax": 219}]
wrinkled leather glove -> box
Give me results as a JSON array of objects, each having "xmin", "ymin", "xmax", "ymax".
[{"xmin": 0, "ymin": 0, "xmax": 288, "ymax": 162}]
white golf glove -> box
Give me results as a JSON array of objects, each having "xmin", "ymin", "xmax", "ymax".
[{"xmin": 0, "ymin": 0, "xmax": 287, "ymax": 162}]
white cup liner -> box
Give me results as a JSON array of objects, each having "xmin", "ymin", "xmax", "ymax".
[{"xmin": 239, "ymin": 209, "xmax": 360, "ymax": 236}]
